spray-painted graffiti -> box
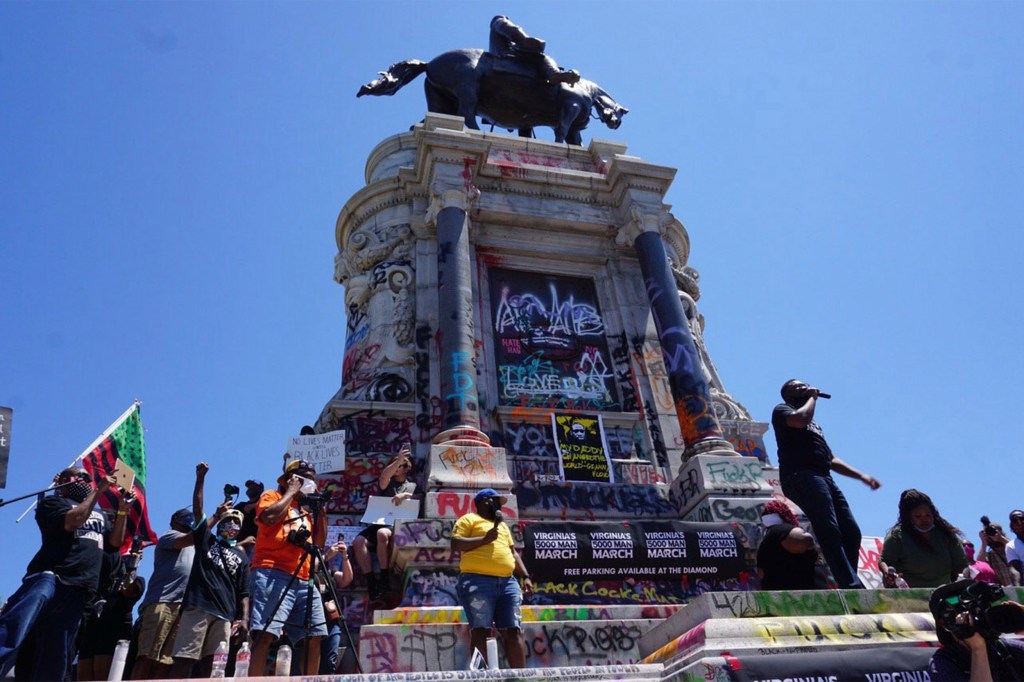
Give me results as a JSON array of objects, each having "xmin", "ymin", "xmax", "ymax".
[
  {"xmin": 427, "ymin": 491, "xmax": 519, "ymax": 520},
  {"xmin": 393, "ymin": 520, "xmax": 524, "ymax": 549},
  {"xmin": 517, "ymin": 481, "xmax": 675, "ymax": 519},
  {"xmin": 360, "ymin": 620, "xmax": 651, "ymax": 673},
  {"xmin": 858, "ymin": 536, "xmax": 885, "ymax": 589},
  {"xmin": 490, "ymin": 268, "xmax": 619, "ymax": 410},
  {"xmin": 610, "ymin": 332, "xmax": 639, "ymax": 413},
  {"xmin": 403, "ymin": 567, "xmax": 461, "ymax": 607},
  {"xmin": 614, "ymin": 461, "xmax": 665, "ymax": 485},
  {"xmin": 502, "ymin": 420, "xmax": 556, "ymax": 457}
]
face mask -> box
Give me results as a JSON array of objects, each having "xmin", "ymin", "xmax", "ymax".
[
  {"xmin": 175, "ymin": 513, "xmax": 196, "ymax": 529},
  {"xmin": 297, "ymin": 476, "xmax": 317, "ymax": 496},
  {"xmin": 761, "ymin": 513, "xmax": 784, "ymax": 527},
  {"xmin": 60, "ymin": 479, "xmax": 93, "ymax": 503},
  {"xmin": 914, "ymin": 524, "xmax": 935, "ymax": 533},
  {"xmin": 217, "ymin": 521, "xmax": 240, "ymax": 545}
]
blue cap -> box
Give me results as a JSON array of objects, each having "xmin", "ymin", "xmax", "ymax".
[{"xmin": 475, "ymin": 488, "xmax": 508, "ymax": 505}]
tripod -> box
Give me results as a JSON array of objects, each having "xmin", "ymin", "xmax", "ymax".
[{"xmin": 259, "ymin": 501, "xmax": 362, "ymax": 675}]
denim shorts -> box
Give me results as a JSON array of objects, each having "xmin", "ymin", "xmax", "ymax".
[
  {"xmin": 249, "ymin": 567, "xmax": 327, "ymax": 641},
  {"xmin": 456, "ymin": 573, "xmax": 522, "ymax": 630}
]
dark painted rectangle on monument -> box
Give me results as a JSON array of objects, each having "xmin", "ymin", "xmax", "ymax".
[{"xmin": 488, "ymin": 268, "xmax": 619, "ymax": 410}]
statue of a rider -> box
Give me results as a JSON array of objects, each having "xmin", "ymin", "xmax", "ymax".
[{"xmin": 489, "ymin": 16, "xmax": 580, "ymax": 85}]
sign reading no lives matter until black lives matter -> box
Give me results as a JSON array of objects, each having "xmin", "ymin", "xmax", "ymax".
[
  {"xmin": 523, "ymin": 520, "xmax": 745, "ymax": 582},
  {"xmin": 552, "ymin": 412, "xmax": 613, "ymax": 483}
]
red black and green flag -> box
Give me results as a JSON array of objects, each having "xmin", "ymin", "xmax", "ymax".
[{"xmin": 81, "ymin": 403, "xmax": 158, "ymax": 553}]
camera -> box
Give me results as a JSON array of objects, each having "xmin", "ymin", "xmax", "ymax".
[
  {"xmin": 223, "ymin": 483, "xmax": 240, "ymax": 503},
  {"xmin": 981, "ymin": 515, "xmax": 998, "ymax": 537},
  {"xmin": 934, "ymin": 580, "xmax": 1019, "ymax": 640},
  {"xmin": 287, "ymin": 527, "xmax": 313, "ymax": 550}
]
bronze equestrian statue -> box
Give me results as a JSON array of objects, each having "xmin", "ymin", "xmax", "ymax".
[{"xmin": 357, "ymin": 16, "xmax": 628, "ymax": 145}]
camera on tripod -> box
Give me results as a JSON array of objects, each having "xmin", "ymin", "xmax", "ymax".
[
  {"xmin": 287, "ymin": 526, "xmax": 314, "ymax": 550},
  {"xmin": 933, "ymin": 580, "xmax": 1024, "ymax": 640}
]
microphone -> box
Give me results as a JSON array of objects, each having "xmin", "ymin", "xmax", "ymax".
[
  {"xmin": 493, "ymin": 510, "xmax": 503, "ymax": 527},
  {"xmin": 817, "ymin": 392, "xmax": 831, "ymax": 400}
]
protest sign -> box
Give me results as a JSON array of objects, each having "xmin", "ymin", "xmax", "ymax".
[
  {"xmin": 360, "ymin": 495, "xmax": 421, "ymax": 526},
  {"xmin": 552, "ymin": 413, "xmax": 613, "ymax": 483},
  {"xmin": 523, "ymin": 520, "xmax": 746, "ymax": 582},
  {"xmin": 325, "ymin": 524, "xmax": 364, "ymax": 549},
  {"xmin": 286, "ymin": 429, "xmax": 346, "ymax": 474}
]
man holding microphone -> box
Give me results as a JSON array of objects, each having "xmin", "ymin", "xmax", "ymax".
[
  {"xmin": 772, "ymin": 379, "xmax": 881, "ymax": 589},
  {"xmin": 451, "ymin": 488, "xmax": 532, "ymax": 669}
]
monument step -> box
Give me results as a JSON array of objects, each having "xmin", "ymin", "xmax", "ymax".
[
  {"xmin": 373, "ymin": 603, "xmax": 682, "ymax": 625},
  {"xmin": 638, "ymin": 588, "xmax": 935, "ymax": 658},
  {"xmin": 641, "ymin": 611, "xmax": 936, "ymax": 669},
  {"xmin": 161, "ymin": 663, "xmax": 666, "ymax": 682},
  {"xmin": 359, "ymin": 618, "xmax": 661, "ymax": 673}
]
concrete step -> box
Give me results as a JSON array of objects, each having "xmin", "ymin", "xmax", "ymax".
[
  {"xmin": 642, "ymin": 611, "xmax": 936, "ymax": 669},
  {"xmin": 373, "ymin": 604, "xmax": 681, "ymax": 625},
  {"xmin": 161, "ymin": 664, "xmax": 666, "ymax": 681},
  {"xmin": 638, "ymin": 588, "xmax": 936, "ymax": 658},
  {"xmin": 359, "ymin": 618, "xmax": 660, "ymax": 673}
]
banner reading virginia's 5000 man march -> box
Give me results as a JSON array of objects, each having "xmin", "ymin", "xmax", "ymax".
[{"xmin": 522, "ymin": 520, "xmax": 746, "ymax": 582}]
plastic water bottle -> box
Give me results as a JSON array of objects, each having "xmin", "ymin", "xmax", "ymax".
[
  {"xmin": 894, "ymin": 575, "xmax": 910, "ymax": 589},
  {"xmin": 233, "ymin": 641, "xmax": 251, "ymax": 678},
  {"xmin": 275, "ymin": 644, "xmax": 292, "ymax": 676},
  {"xmin": 211, "ymin": 641, "xmax": 229, "ymax": 677},
  {"xmin": 486, "ymin": 637, "xmax": 500, "ymax": 670},
  {"xmin": 107, "ymin": 639, "xmax": 130, "ymax": 681}
]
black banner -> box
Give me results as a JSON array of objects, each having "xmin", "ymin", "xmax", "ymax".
[
  {"xmin": 726, "ymin": 645, "xmax": 934, "ymax": 682},
  {"xmin": 552, "ymin": 413, "xmax": 613, "ymax": 483},
  {"xmin": 522, "ymin": 520, "xmax": 746, "ymax": 582}
]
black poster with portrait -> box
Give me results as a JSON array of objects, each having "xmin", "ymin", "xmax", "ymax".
[
  {"xmin": 552, "ymin": 412, "xmax": 613, "ymax": 483},
  {"xmin": 488, "ymin": 268, "xmax": 619, "ymax": 411}
]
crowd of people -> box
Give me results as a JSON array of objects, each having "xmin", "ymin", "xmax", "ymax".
[
  {"xmin": 3, "ymin": 378, "xmax": 1024, "ymax": 679},
  {"xmin": 0, "ymin": 452, "xmax": 378, "ymax": 679}
]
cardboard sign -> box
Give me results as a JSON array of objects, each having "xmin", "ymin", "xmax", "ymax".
[
  {"xmin": 552, "ymin": 413, "xmax": 614, "ymax": 483},
  {"xmin": 286, "ymin": 429, "xmax": 346, "ymax": 474},
  {"xmin": 325, "ymin": 524, "xmax": 364, "ymax": 550},
  {"xmin": 360, "ymin": 495, "xmax": 421, "ymax": 526},
  {"xmin": 523, "ymin": 520, "xmax": 746, "ymax": 582},
  {"xmin": 111, "ymin": 458, "xmax": 136, "ymax": 492}
]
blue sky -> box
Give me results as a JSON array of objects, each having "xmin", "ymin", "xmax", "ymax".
[{"xmin": 1, "ymin": 2, "xmax": 1021, "ymax": 596}]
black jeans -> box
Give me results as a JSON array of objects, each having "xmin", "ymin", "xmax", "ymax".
[{"xmin": 782, "ymin": 471, "xmax": 864, "ymax": 589}]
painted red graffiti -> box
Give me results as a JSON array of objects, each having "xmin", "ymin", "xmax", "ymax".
[{"xmin": 435, "ymin": 491, "xmax": 518, "ymax": 519}]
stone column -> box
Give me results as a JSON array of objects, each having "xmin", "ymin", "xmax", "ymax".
[
  {"xmin": 618, "ymin": 206, "xmax": 734, "ymax": 458},
  {"xmin": 425, "ymin": 182, "xmax": 488, "ymax": 446}
]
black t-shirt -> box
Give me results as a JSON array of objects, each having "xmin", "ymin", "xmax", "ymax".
[
  {"xmin": 26, "ymin": 495, "xmax": 112, "ymax": 591},
  {"xmin": 380, "ymin": 478, "xmax": 418, "ymax": 498},
  {"xmin": 233, "ymin": 499, "xmax": 259, "ymax": 542},
  {"xmin": 772, "ymin": 403, "xmax": 833, "ymax": 478},
  {"xmin": 756, "ymin": 522, "xmax": 818, "ymax": 590},
  {"xmin": 181, "ymin": 522, "xmax": 250, "ymax": 622}
]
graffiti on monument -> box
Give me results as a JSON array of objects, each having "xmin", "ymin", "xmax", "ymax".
[{"xmin": 489, "ymin": 268, "xmax": 619, "ymax": 410}]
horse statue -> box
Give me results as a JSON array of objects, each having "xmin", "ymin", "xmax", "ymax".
[{"xmin": 357, "ymin": 48, "xmax": 628, "ymax": 146}]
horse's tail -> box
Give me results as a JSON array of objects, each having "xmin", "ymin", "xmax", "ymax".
[{"xmin": 357, "ymin": 59, "xmax": 428, "ymax": 97}]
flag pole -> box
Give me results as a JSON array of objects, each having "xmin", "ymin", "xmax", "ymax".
[{"xmin": 15, "ymin": 401, "xmax": 141, "ymax": 524}]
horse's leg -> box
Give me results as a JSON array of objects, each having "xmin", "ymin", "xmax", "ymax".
[
  {"xmin": 424, "ymin": 81, "xmax": 458, "ymax": 117},
  {"xmin": 453, "ymin": 83, "xmax": 481, "ymax": 130},
  {"xmin": 566, "ymin": 129, "xmax": 583, "ymax": 146},
  {"xmin": 554, "ymin": 100, "xmax": 584, "ymax": 144},
  {"xmin": 518, "ymin": 127, "xmax": 534, "ymax": 138}
]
